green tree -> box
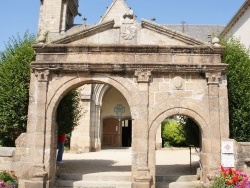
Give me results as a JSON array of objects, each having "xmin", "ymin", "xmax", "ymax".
[
  {"xmin": 56, "ymin": 90, "xmax": 82, "ymax": 148},
  {"xmin": 179, "ymin": 116, "xmax": 200, "ymax": 147},
  {"xmin": 0, "ymin": 32, "xmax": 36, "ymax": 146},
  {"xmin": 0, "ymin": 33, "xmax": 82, "ymax": 147},
  {"xmin": 221, "ymin": 38, "xmax": 250, "ymax": 141},
  {"xmin": 57, "ymin": 90, "xmax": 82, "ymax": 135}
]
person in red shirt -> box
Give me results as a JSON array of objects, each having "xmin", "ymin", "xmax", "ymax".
[{"xmin": 57, "ymin": 133, "xmax": 66, "ymax": 163}]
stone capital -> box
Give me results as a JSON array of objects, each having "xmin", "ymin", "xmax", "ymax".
[
  {"xmin": 34, "ymin": 69, "xmax": 50, "ymax": 82},
  {"xmin": 205, "ymin": 72, "xmax": 221, "ymax": 85},
  {"xmin": 135, "ymin": 70, "xmax": 151, "ymax": 83}
]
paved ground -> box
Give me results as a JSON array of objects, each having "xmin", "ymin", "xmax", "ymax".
[{"xmin": 58, "ymin": 147, "xmax": 200, "ymax": 176}]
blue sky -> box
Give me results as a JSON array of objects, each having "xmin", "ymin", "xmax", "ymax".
[{"xmin": 0, "ymin": 0, "xmax": 245, "ymax": 52}]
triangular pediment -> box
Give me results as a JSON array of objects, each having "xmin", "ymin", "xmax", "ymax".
[
  {"xmin": 51, "ymin": 1, "xmax": 206, "ymax": 46},
  {"xmin": 52, "ymin": 20, "xmax": 206, "ymax": 46}
]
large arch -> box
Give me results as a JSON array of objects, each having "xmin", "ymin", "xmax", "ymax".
[{"xmin": 44, "ymin": 74, "xmax": 138, "ymax": 175}]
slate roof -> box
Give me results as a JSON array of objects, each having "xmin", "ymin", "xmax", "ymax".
[{"xmin": 163, "ymin": 24, "xmax": 225, "ymax": 43}]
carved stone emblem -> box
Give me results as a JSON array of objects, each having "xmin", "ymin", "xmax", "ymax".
[
  {"xmin": 172, "ymin": 76, "xmax": 183, "ymax": 90},
  {"xmin": 121, "ymin": 25, "xmax": 136, "ymax": 40}
]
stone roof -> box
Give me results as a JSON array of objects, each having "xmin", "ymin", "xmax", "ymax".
[{"xmin": 162, "ymin": 24, "xmax": 225, "ymax": 43}]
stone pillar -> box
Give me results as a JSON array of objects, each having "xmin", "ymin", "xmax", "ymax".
[
  {"xmin": 202, "ymin": 72, "xmax": 222, "ymax": 182},
  {"xmin": 94, "ymin": 103, "xmax": 102, "ymax": 151},
  {"xmin": 155, "ymin": 125, "xmax": 162, "ymax": 149},
  {"xmin": 132, "ymin": 70, "xmax": 152, "ymax": 188},
  {"xmin": 18, "ymin": 69, "xmax": 50, "ymax": 187}
]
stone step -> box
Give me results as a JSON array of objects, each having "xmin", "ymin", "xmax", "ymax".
[
  {"xmin": 156, "ymin": 181, "xmax": 201, "ymax": 188},
  {"xmin": 156, "ymin": 175, "xmax": 198, "ymax": 183},
  {"xmin": 169, "ymin": 181, "xmax": 201, "ymax": 188},
  {"xmin": 56, "ymin": 173, "xmax": 199, "ymax": 187},
  {"xmin": 55, "ymin": 180, "xmax": 131, "ymax": 188},
  {"xmin": 57, "ymin": 172, "xmax": 131, "ymax": 182}
]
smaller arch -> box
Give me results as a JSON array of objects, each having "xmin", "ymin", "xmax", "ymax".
[
  {"xmin": 148, "ymin": 106, "xmax": 210, "ymax": 185},
  {"xmin": 150, "ymin": 107, "xmax": 208, "ymax": 141}
]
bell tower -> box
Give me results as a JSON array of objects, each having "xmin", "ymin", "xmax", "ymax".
[{"xmin": 38, "ymin": 0, "xmax": 79, "ymax": 42}]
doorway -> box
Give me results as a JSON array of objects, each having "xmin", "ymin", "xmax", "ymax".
[
  {"xmin": 102, "ymin": 118, "xmax": 132, "ymax": 147},
  {"xmin": 122, "ymin": 119, "xmax": 132, "ymax": 147}
]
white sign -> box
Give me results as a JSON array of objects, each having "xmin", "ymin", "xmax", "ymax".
[
  {"xmin": 221, "ymin": 153, "xmax": 235, "ymax": 167},
  {"xmin": 221, "ymin": 140, "xmax": 234, "ymax": 154}
]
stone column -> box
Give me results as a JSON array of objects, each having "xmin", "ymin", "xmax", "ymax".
[
  {"xmin": 18, "ymin": 69, "xmax": 50, "ymax": 187},
  {"xmin": 155, "ymin": 126, "xmax": 162, "ymax": 149},
  {"xmin": 132, "ymin": 70, "xmax": 152, "ymax": 188},
  {"xmin": 203, "ymin": 72, "xmax": 222, "ymax": 181},
  {"xmin": 94, "ymin": 103, "xmax": 102, "ymax": 151}
]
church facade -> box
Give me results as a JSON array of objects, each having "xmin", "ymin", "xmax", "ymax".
[{"xmin": 14, "ymin": 0, "xmax": 230, "ymax": 187}]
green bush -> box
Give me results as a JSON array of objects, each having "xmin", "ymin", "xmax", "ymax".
[
  {"xmin": 162, "ymin": 116, "xmax": 200, "ymax": 147},
  {"xmin": 162, "ymin": 119, "xmax": 186, "ymax": 147},
  {"xmin": 0, "ymin": 170, "xmax": 18, "ymax": 185}
]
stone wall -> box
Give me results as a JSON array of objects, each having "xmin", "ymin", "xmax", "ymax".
[
  {"xmin": 0, "ymin": 147, "xmax": 15, "ymax": 171},
  {"xmin": 235, "ymin": 142, "xmax": 250, "ymax": 173}
]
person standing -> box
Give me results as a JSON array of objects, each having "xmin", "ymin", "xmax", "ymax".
[{"xmin": 57, "ymin": 133, "xmax": 66, "ymax": 163}]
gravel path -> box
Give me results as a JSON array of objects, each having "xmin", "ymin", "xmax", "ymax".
[{"xmin": 58, "ymin": 147, "xmax": 200, "ymax": 176}]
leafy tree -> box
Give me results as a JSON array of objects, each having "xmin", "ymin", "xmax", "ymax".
[
  {"xmin": 221, "ymin": 38, "xmax": 250, "ymax": 141},
  {"xmin": 57, "ymin": 89, "xmax": 82, "ymax": 148},
  {"xmin": 0, "ymin": 32, "xmax": 82, "ymax": 147},
  {"xmin": 179, "ymin": 116, "xmax": 200, "ymax": 147},
  {"xmin": 0, "ymin": 32, "xmax": 36, "ymax": 146},
  {"xmin": 56, "ymin": 90, "xmax": 82, "ymax": 135}
]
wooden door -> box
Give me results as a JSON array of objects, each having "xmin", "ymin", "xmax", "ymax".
[{"xmin": 103, "ymin": 118, "xmax": 119, "ymax": 147}]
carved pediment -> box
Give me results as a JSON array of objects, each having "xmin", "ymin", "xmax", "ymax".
[
  {"xmin": 51, "ymin": 20, "xmax": 207, "ymax": 46},
  {"xmin": 50, "ymin": 0, "xmax": 207, "ymax": 46}
]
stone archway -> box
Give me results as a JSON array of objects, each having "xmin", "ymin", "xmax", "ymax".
[
  {"xmin": 14, "ymin": 1, "xmax": 230, "ymax": 187},
  {"xmin": 15, "ymin": 72, "xmax": 142, "ymax": 187},
  {"xmin": 148, "ymin": 106, "xmax": 208, "ymax": 183}
]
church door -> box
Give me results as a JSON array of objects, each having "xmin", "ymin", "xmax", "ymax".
[{"xmin": 103, "ymin": 118, "xmax": 119, "ymax": 147}]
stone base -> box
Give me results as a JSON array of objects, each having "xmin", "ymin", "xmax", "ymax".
[
  {"xmin": 132, "ymin": 182, "xmax": 151, "ymax": 188},
  {"xmin": 18, "ymin": 180, "xmax": 51, "ymax": 188}
]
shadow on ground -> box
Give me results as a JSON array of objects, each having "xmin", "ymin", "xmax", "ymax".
[{"xmin": 57, "ymin": 159, "xmax": 199, "ymax": 176}]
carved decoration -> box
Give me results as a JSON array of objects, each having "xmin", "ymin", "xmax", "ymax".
[
  {"xmin": 135, "ymin": 70, "xmax": 151, "ymax": 83},
  {"xmin": 121, "ymin": 25, "xmax": 136, "ymax": 40},
  {"xmin": 206, "ymin": 72, "xmax": 221, "ymax": 85},
  {"xmin": 34, "ymin": 69, "xmax": 50, "ymax": 82},
  {"xmin": 172, "ymin": 76, "xmax": 183, "ymax": 90}
]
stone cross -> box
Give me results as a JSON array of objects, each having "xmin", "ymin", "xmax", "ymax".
[{"xmin": 114, "ymin": 104, "xmax": 125, "ymax": 119}]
